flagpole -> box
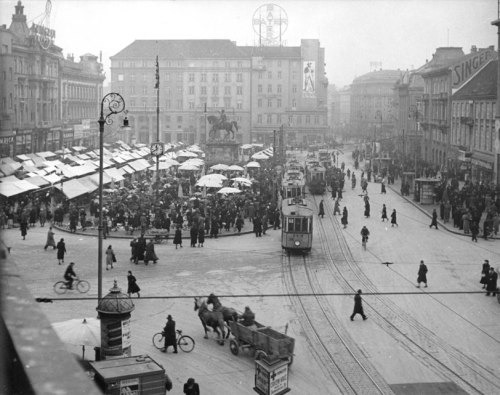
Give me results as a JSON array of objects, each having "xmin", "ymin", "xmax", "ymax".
[{"xmin": 155, "ymin": 54, "xmax": 160, "ymax": 205}]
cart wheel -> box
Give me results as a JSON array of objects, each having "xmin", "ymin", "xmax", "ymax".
[
  {"xmin": 229, "ymin": 339, "xmax": 239, "ymax": 355},
  {"xmin": 255, "ymin": 350, "xmax": 267, "ymax": 361}
]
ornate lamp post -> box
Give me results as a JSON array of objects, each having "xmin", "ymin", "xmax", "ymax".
[{"xmin": 97, "ymin": 93, "xmax": 128, "ymax": 301}]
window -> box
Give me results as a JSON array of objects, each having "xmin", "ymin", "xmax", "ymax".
[
  {"xmin": 258, "ymin": 72, "xmax": 263, "ymax": 79},
  {"xmin": 166, "ymin": 99, "xmax": 171, "ymax": 109},
  {"xmin": 292, "ymin": 85, "xmax": 297, "ymax": 93},
  {"xmin": 212, "ymin": 73, "xmax": 219, "ymax": 83},
  {"xmin": 224, "ymin": 98, "xmax": 231, "ymax": 108},
  {"xmin": 189, "ymin": 86, "xmax": 195, "ymax": 95},
  {"xmin": 166, "ymin": 115, "xmax": 171, "ymax": 122},
  {"xmin": 118, "ymin": 74, "xmax": 124, "ymax": 81},
  {"xmin": 201, "ymin": 86, "xmax": 207, "ymax": 95},
  {"xmin": 278, "ymin": 60, "xmax": 282, "ymax": 67},
  {"xmin": 212, "ymin": 86, "xmax": 219, "ymax": 95},
  {"xmin": 225, "ymin": 73, "xmax": 231, "ymax": 82},
  {"xmin": 237, "ymin": 101, "xmax": 243, "ymax": 109},
  {"xmin": 165, "ymin": 73, "xmax": 170, "ymax": 82},
  {"xmin": 176, "ymin": 73, "xmax": 182, "ymax": 82},
  {"xmin": 306, "ymin": 115, "xmax": 310, "ymax": 124},
  {"xmin": 188, "ymin": 73, "xmax": 194, "ymax": 82},
  {"xmin": 142, "ymin": 99, "xmax": 147, "ymax": 108},
  {"xmin": 314, "ymin": 116, "xmax": 319, "ymax": 125},
  {"xmin": 237, "ymin": 86, "xmax": 243, "ymax": 95},
  {"xmin": 143, "ymin": 74, "xmax": 147, "ymax": 82},
  {"xmin": 177, "ymin": 100, "xmax": 183, "ymax": 109},
  {"xmin": 177, "ymin": 115, "xmax": 183, "ymax": 122},
  {"xmin": 267, "ymin": 114, "xmax": 272, "ymax": 124},
  {"xmin": 130, "ymin": 86, "xmax": 135, "ymax": 94},
  {"xmin": 268, "ymin": 84, "xmax": 272, "ymax": 93},
  {"xmin": 258, "ymin": 99, "xmax": 262, "ymax": 108},
  {"xmin": 258, "ymin": 85, "xmax": 262, "ymax": 93},
  {"xmin": 268, "ymin": 71, "xmax": 272, "ymax": 79},
  {"xmin": 297, "ymin": 116, "xmax": 302, "ymax": 125},
  {"xmin": 176, "ymin": 87, "xmax": 183, "ymax": 95},
  {"xmin": 189, "ymin": 102, "xmax": 194, "ymax": 109},
  {"xmin": 165, "ymin": 87, "xmax": 171, "ymax": 97},
  {"xmin": 225, "ymin": 61, "xmax": 230, "ymax": 68},
  {"xmin": 201, "ymin": 73, "xmax": 207, "ymax": 82},
  {"xmin": 277, "ymin": 84, "xmax": 282, "ymax": 93},
  {"xmin": 237, "ymin": 61, "xmax": 242, "ymax": 68},
  {"xmin": 277, "ymin": 114, "xmax": 282, "ymax": 123},
  {"xmin": 277, "ymin": 99, "xmax": 282, "ymax": 108},
  {"xmin": 142, "ymin": 86, "xmax": 148, "ymax": 95},
  {"xmin": 224, "ymin": 86, "xmax": 231, "ymax": 95},
  {"xmin": 292, "ymin": 99, "xmax": 296, "ymax": 108},
  {"xmin": 130, "ymin": 99, "xmax": 136, "ymax": 107},
  {"xmin": 237, "ymin": 73, "xmax": 243, "ymax": 82},
  {"xmin": 257, "ymin": 114, "xmax": 262, "ymax": 123},
  {"xmin": 268, "ymin": 99, "xmax": 272, "ymax": 108}
]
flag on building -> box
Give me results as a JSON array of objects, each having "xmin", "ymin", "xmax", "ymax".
[{"xmin": 154, "ymin": 55, "xmax": 159, "ymax": 89}]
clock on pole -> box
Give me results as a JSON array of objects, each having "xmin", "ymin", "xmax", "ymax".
[{"xmin": 150, "ymin": 142, "xmax": 164, "ymax": 156}]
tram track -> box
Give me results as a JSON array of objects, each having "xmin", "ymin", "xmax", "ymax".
[
  {"xmin": 311, "ymin": 193, "xmax": 500, "ymax": 394},
  {"xmin": 282, "ymin": 249, "xmax": 392, "ymax": 394}
]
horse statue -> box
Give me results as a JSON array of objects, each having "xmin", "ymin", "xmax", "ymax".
[
  {"xmin": 207, "ymin": 115, "xmax": 238, "ymax": 140},
  {"xmin": 207, "ymin": 293, "xmax": 239, "ymax": 334},
  {"xmin": 194, "ymin": 297, "xmax": 225, "ymax": 345}
]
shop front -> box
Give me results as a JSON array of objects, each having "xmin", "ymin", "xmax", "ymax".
[
  {"xmin": 0, "ymin": 133, "xmax": 16, "ymax": 158},
  {"xmin": 470, "ymin": 151, "xmax": 494, "ymax": 184}
]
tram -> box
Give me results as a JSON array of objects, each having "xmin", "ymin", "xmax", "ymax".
[
  {"xmin": 281, "ymin": 197, "xmax": 313, "ymax": 253},
  {"xmin": 318, "ymin": 149, "xmax": 331, "ymax": 168},
  {"xmin": 305, "ymin": 161, "xmax": 326, "ymax": 195}
]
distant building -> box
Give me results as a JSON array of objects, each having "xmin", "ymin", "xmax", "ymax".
[
  {"xmin": 349, "ymin": 69, "xmax": 402, "ymax": 141},
  {"xmin": 110, "ymin": 39, "xmax": 328, "ymax": 146},
  {"xmin": 328, "ymin": 85, "xmax": 350, "ymax": 140},
  {"xmin": 0, "ymin": 1, "xmax": 105, "ymax": 157},
  {"xmin": 451, "ymin": 59, "xmax": 497, "ymax": 184}
]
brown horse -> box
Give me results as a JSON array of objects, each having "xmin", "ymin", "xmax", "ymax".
[
  {"xmin": 206, "ymin": 293, "xmax": 238, "ymax": 336},
  {"xmin": 194, "ymin": 297, "xmax": 225, "ymax": 345}
]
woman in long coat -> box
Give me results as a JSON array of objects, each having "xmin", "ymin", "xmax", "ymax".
[
  {"xmin": 127, "ymin": 271, "xmax": 141, "ymax": 297},
  {"xmin": 20, "ymin": 219, "xmax": 28, "ymax": 240},
  {"xmin": 44, "ymin": 227, "xmax": 56, "ymax": 250},
  {"xmin": 56, "ymin": 238, "xmax": 66, "ymax": 265},
  {"xmin": 381, "ymin": 204, "xmax": 388, "ymax": 222},
  {"xmin": 485, "ymin": 268, "xmax": 498, "ymax": 296},
  {"xmin": 391, "ymin": 209, "xmax": 398, "ymax": 227},
  {"xmin": 190, "ymin": 225, "xmax": 198, "ymax": 247},
  {"xmin": 173, "ymin": 226, "xmax": 183, "ymax": 248},
  {"xmin": 480, "ymin": 260, "xmax": 490, "ymax": 289},
  {"xmin": 341, "ymin": 207, "xmax": 348, "ymax": 228},
  {"xmin": 144, "ymin": 240, "xmax": 158, "ymax": 265},
  {"xmin": 364, "ymin": 201, "xmax": 370, "ymax": 218},
  {"xmin": 105, "ymin": 245, "xmax": 115, "ymax": 270},
  {"xmin": 198, "ymin": 223, "xmax": 205, "ymax": 247}
]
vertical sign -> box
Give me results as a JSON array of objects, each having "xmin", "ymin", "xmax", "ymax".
[
  {"xmin": 303, "ymin": 61, "xmax": 316, "ymax": 98},
  {"xmin": 269, "ymin": 363, "xmax": 288, "ymax": 395},
  {"xmin": 122, "ymin": 318, "xmax": 131, "ymax": 349}
]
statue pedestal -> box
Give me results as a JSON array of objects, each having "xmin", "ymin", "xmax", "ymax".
[{"xmin": 205, "ymin": 139, "xmax": 240, "ymax": 165}]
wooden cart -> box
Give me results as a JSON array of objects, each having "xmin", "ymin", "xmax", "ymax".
[{"xmin": 228, "ymin": 321, "xmax": 295, "ymax": 365}]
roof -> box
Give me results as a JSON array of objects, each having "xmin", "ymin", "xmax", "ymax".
[
  {"xmin": 452, "ymin": 60, "xmax": 497, "ymax": 100},
  {"xmin": 238, "ymin": 46, "xmax": 301, "ymax": 58},
  {"xmin": 111, "ymin": 40, "xmax": 248, "ymax": 60},
  {"xmin": 352, "ymin": 70, "xmax": 402, "ymax": 84}
]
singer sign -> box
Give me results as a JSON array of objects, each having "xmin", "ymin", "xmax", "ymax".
[{"xmin": 452, "ymin": 49, "xmax": 495, "ymax": 90}]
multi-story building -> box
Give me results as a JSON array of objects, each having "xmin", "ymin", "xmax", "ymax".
[
  {"xmin": 419, "ymin": 46, "xmax": 495, "ymax": 172},
  {"xmin": 451, "ymin": 59, "xmax": 497, "ymax": 183},
  {"xmin": 328, "ymin": 85, "xmax": 351, "ymax": 141},
  {"xmin": 0, "ymin": 1, "xmax": 105, "ymax": 157},
  {"xmin": 110, "ymin": 39, "xmax": 328, "ymax": 146},
  {"xmin": 349, "ymin": 69, "xmax": 402, "ymax": 142}
]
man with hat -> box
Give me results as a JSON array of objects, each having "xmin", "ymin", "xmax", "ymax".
[
  {"xmin": 183, "ymin": 377, "xmax": 200, "ymax": 395},
  {"xmin": 480, "ymin": 260, "xmax": 490, "ymax": 289},
  {"xmin": 162, "ymin": 315, "xmax": 177, "ymax": 353},
  {"xmin": 486, "ymin": 267, "xmax": 498, "ymax": 297}
]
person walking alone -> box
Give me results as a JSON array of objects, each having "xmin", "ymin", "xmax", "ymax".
[
  {"xmin": 480, "ymin": 259, "xmax": 490, "ymax": 289},
  {"xmin": 341, "ymin": 206, "xmax": 348, "ymax": 229},
  {"xmin": 105, "ymin": 245, "xmax": 115, "ymax": 270},
  {"xmin": 429, "ymin": 209, "xmax": 439, "ymax": 229},
  {"xmin": 44, "ymin": 227, "xmax": 56, "ymax": 250},
  {"xmin": 127, "ymin": 271, "xmax": 141, "ymax": 298},
  {"xmin": 318, "ymin": 199, "xmax": 325, "ymax": 218},
  {"xmin": 56, "ymin": 238, "xmax": 66, "ymax": 265},
  {"xmin": 391, "ymin": 209, "xmax": 398, "ymax": 227},
  {"xmin": 381, "ymin": 204, "xmax": 388, "ymax": 222},
  {"xmin": 416, "ymin": 260, "xmax": 428, "ymax": 288},
  {"xmin": 350, "ymin": 289, "xmax": 367, "ymax": 321}
]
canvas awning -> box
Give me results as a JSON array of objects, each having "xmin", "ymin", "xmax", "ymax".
[
  {"xmin": 24, "ymin": 175, "xmax": 50, "ymax": 187},
  {"xmin": 54, "ymin": 179, "xmax": 92, "ymax": 199},
  {"xmin": 0, "ymin": 179, "xmax": 39, "ymax": 197},
  {"xmin": 104, "ymin": 167, "xmax": 125, "ymax": 182},
  {"xmin": 119, "ymin": 165, "xmax": 135, "ymax": 174}
]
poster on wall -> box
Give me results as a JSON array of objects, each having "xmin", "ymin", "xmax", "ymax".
[
  {"xmin": 122, "ymin": 318, "xmax": 131, "ymax": 349},
  {"xmin": 303, "ymin": 61, "xmax": 316, "ymax": 98}
]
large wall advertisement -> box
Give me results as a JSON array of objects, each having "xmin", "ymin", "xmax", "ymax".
[{"xmin": 303, "ymin": 61, "xmax": 316, "ymax": 98}]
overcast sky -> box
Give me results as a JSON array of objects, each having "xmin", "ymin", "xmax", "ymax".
[{"xmin": 0, "ymin": 0, "xmax": 496, "ymax": 87}]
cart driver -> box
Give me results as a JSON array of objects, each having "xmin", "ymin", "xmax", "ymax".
[
  {"xmin": 64, "ymin": 262, "xmax": 77, "ymax": 289},
  {"xmin": 239, "ymin": 306, "xmax": 257, "ymax": 329}
]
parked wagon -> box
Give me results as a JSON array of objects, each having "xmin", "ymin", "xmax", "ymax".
[{"xmin": 228, "ymin": 321, "xmax": 295, "ymax": 365}]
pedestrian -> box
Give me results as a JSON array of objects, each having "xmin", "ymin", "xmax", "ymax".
[
  {"xmin": 198, "ymin": 225, "xmax": 205, "ymax": 247},
  {"xmin": 485, "ymin": 267, "xmax": 498, "ymax": 297},
  {"xmin": 381, "ymin": 204, "xmax": 387, "ymax": 222},
  {"xmin": 381, "ymin": 181, "xmax": 386, "ymax": 194},
  {"xmin": 350, "ymin": 289, "xmax": 367, "ymax": 321},
  {"xmin": 127, "ymin": 271, "xmax": 141, "ymax": 298},
  {"xmin": 341, "ymin": 206, "xmax": 348, "ymax": 228},
  {"xmin": 429, "ymin": 209, "xmax": 439, "ymax": 229},
  {"xmin": 318, "ymin": 199, "xmax": 325, "ymax": 218},
  {"xmin": 144, "ymin": 239, "xmax": 158, "ymax": 265},
  {"xmin": 480, "ymin": 259, "xmax": 490, "ymax": 289},
  {"xmin": 471, "ymin": 221, "xmax": 479, "ymax": 242},
  {"xmin": 390, "ymin": 209, "xmax": 398, "ymax": 227},
  {"xmin": 364, "ymin": 200, "xmax": 370, "ymax": 218},
  {"xmin": 20, "ymin": 217, "xmax": 28, "ymax": 240},
  {"xmin": 190, "ymin": 225, "xmax": 198, "ymax": 247},
  {"xmin": 333, "ymin": 198, "xmax": 341, "ymax": 215},
  {"xmin": 44, "ymin": 227, "xmax": 56, "ymax": 250},
  {"xmin": 130, "ymin": 238, "xmax": 138, "ymax": 262},
  {"xmin": 105, "ymin": 245, "xmax": 115, "ymax": 270},
  {"xmin": 253, "ymin": 215, "xmax": 262, "ymax": 237},
  {"xmin": 416, "ymin": 260, "xmax": 428, "ymax": 288},
  {"xmin": 174, "ymin": 225, "xmax": 183, "ymax": 249},
  {"xmin": 162, "ymin": 315, "xmax": 178, "ymax": 353},
  {"xmin": 235, "ymin": 215, "xmax": 244, "ymax": 233},
  {"xmin": 135, "ymin": 235, "xmax": 147, "ymax": 263},
  {"xmin": 56, "ymin": 238, "xmax": 66, "ymax": 265},
  {"xmin": 183, "ymin": 378, "xmax": 200, "ymax": 395}
]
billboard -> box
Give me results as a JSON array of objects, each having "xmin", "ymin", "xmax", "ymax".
[{"xmin": 303, "ymin": 61, "xmax": 316, "ymax": 98}]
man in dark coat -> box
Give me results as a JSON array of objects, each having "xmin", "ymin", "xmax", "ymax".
[
  {"xmin": 417, "ymin": 260, "xmax": 428, "ymax": 288},
  {"xmin": 350, "ymin": 289, "xmax": 367, "ymax": 321},
  {"xmin": 183, "ymin": 378, "xmax": 200, "ymax": 395},
  {"xmin": 130, "ymin": 238, "xmax": 138, "ymax": 262},
  {"xmin": 341, "ymin": 206, "xmax": 348, "ymax": 228},
  {"xmin": 135, "ymin": 235, "xmax": 147, "ymax": 263},
  {"xmin": 318, "ymin": 200, "xmax": 325, "ymax": 218},
  {"xmin": 162, "ymin": 315, "xmax": 178, "ymax": 353},
  {"xmin": 429, "ymin": 209, "xmax": 439, "ymax": 229},
  {"xmin": 485, "ymin": 268, "xmax": 498, "ymax": 296},
  {"xmin": 480, "ymin": 259, "xmax": 490, "ymax": 289},
  {"xmin": 390, "ymin": 209, "xmax": 398, "ymax": 227},
  {"xmin": 144, "ymin": 239, "xmax": 158, "ymax": 265},
  {"xmin": 56, "ymin": 238, "xmax": 66, "ymax": 265}
]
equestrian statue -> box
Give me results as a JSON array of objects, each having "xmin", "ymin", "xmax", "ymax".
[{"xmin": 207, "ymin": 109, "xmax": 238, "ymax": 140}]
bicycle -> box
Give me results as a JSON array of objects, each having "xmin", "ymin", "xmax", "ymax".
[
  {"xmin": 152, "ymin": 329, "xmax": 195, "ymax": 353},
  {"xmin": 53, "ymin": 278, "xmax": 90, "ymax": 294},
  {"xmin": 361, "ymin": 235, "xmax": 368, "ymax": 250}
]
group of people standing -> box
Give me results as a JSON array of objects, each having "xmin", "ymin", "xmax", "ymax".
[{"xmin": 480, "ymin": 259, "xmax": 498, "ymax": 297}]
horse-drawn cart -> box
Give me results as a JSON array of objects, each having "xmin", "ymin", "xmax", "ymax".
[{"xmin": 228, "ymin": 321, "xmax": 295, "ymax": 365}]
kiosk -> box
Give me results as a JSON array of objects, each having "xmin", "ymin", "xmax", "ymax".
[{"xmin": 414, "ymin": 178, "xmax": 441, "ymax": 204}]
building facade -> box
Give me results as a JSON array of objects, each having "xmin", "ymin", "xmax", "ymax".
[
  {"xmin": 451, "ymin": 59, "xmax": 497, "ymax": 183},
  {"xmin": 328, "ymin": 85, "xmax": 351, "ymax": 141},
  {"xmin": 110, "ymin": 39, "xmax": 328, "ymax": 146},
  {"xmin": 349, "ymin": 70, "xmax": 402, "ymax": 142},
  {"xmin": 0, "ymin": 1, "xmax": 105, "ymax": 157}
]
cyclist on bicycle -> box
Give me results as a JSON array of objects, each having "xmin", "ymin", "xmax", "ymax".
[
  {"xmin": 64, "ymin": 262, "xmax": 77, "ymax": 289},
  {"xmin": 360, "ymin": 226, "xmax": 370, "ymax": 244}
]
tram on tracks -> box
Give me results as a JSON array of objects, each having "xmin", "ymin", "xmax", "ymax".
[
  {"xmin": 305, "ymin": 160, "xmax": 326, "ymax": 195},
  {"xmin": 281, "ymin": 197, "xmax": 313, "ymax": 253}
]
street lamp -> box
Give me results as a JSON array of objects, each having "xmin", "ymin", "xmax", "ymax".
[
  {"xmin": 97, "ymin": 93, "xmax": 128, "ymax": 301},
  {"xmin": 408, "ymin": 105, "xmax": 420, "ymax": 174},
  {"xmin": 372, "ymin": 110, "xmax": 382, "ymax": 173}
]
